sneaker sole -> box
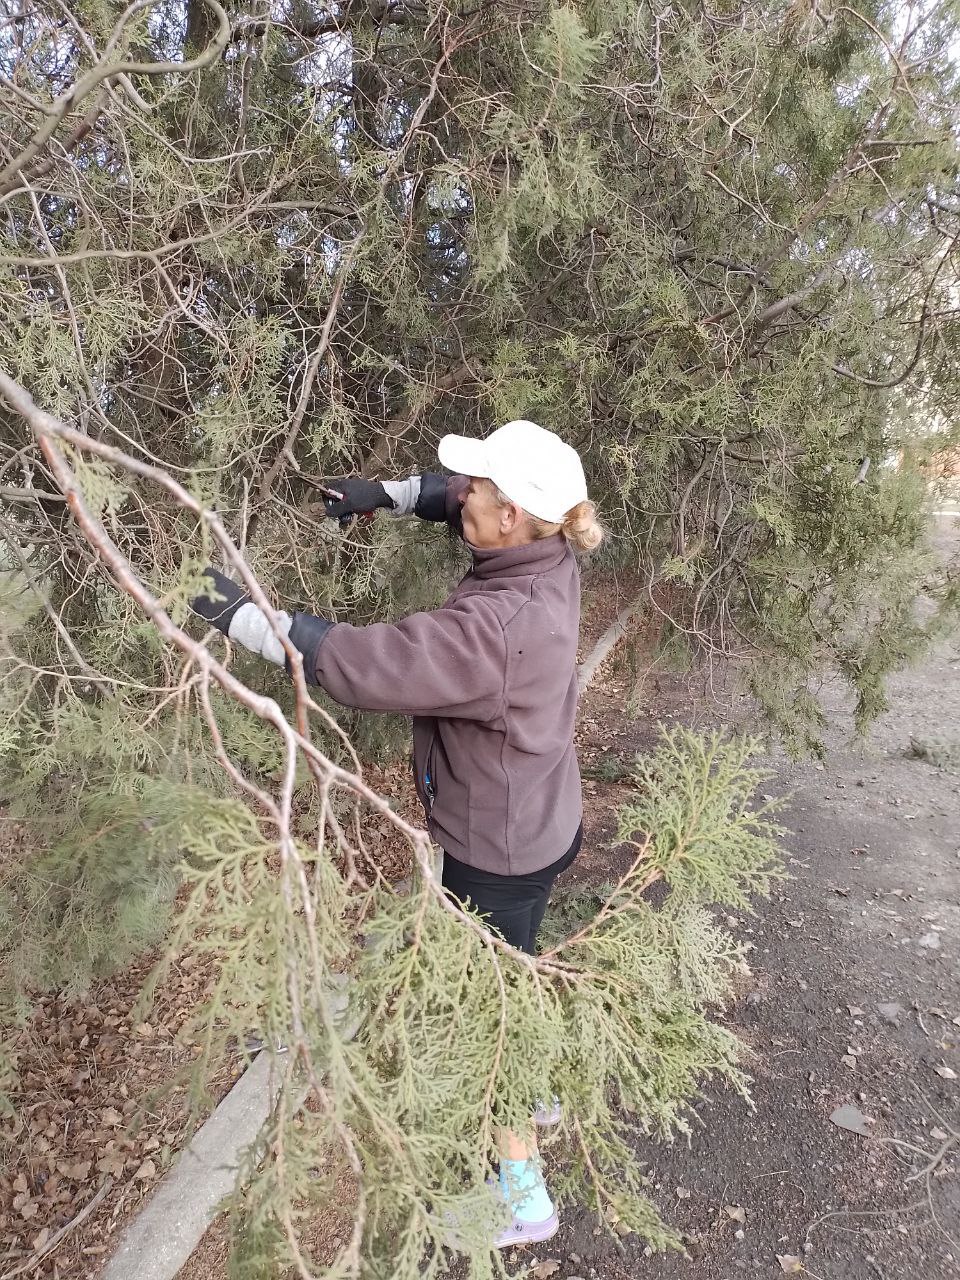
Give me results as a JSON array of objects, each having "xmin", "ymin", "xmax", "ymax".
[{"xmin": 494, "ymin": 1210, "xmax": 560, "ymax": 1248}]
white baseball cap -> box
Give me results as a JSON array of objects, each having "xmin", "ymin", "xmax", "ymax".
[{"xmin": 437, "ymin": 419, "xmax": 588, "ymax": 523}]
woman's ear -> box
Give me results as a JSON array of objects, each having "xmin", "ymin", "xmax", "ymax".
[{"xmin": 500, "ymin": 501, "xmax": 523, "ymax": 534}]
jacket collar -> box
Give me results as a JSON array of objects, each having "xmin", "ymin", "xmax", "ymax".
[{"xmin": 468, "ymin": 533, "xmax": 569, "ymax": 580}]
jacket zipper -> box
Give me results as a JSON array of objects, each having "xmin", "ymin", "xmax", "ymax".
[{"xmin": 423, "ymin": 733, "xmax": 437, "ymax": 812}]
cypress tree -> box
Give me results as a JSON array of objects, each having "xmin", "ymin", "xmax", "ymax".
[{"xmin": 1, "ymin": 1, "xmax": 958, "ymax": 1270}]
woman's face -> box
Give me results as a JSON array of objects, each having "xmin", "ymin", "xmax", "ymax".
[{"xmin": 459, "ymin": 477, "xmax": 522, "ymax": 548}]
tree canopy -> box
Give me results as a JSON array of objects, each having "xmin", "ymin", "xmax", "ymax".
[{"xmin": 2, "ymin": 0, "xmax": 959, "ymax": 747}]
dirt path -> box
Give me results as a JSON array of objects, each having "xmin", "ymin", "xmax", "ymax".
[{"xmin": 550, "ymin": 520, "xmax": 960, "ymax": 1280}]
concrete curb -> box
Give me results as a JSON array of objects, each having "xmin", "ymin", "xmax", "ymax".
[
  {"xmin": 102, "ymin": 1050, "xmax": 277, "ymax": 1280},
  {"xmin": 103, "ymin": 976, "xmax": 356, "ymax": 1280}
]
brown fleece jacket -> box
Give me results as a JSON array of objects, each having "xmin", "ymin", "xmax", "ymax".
[{"xmin": 312, "ymin": 486, "xmax": 583, "ymax": 874}]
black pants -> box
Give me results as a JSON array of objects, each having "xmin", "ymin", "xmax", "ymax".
[{"xmin": 441, "ymin": 824, "xmax": 583, "ymax": 955}]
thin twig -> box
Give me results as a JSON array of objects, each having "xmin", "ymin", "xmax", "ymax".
[{"xmin": 4, "ymin": 1177, "xmax": 113, "ymax": 1278}]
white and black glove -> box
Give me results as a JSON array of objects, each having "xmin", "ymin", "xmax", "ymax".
[
  {"xmin": 315, "ymin": 474, "xmax": 451, "ymax": 522},
  {"xmin": 191, "ymin": 567, "xmax": 331, "ymax": 683}
]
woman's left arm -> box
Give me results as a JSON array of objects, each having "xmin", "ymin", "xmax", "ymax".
[
  {"xmin": 191, "ymin": 568, "xmax": 504, "ymax": 720},
  {"xmin": 190, "ymin": 567, "xmax": 333, "ymax": 670}
]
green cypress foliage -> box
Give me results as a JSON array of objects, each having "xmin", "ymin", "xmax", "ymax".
[{"xmin": 151, "ymin": 727, "xmax": 782, "ymax": 1277}]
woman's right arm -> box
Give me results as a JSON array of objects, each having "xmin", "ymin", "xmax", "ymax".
[
  {"xmin": 321, "ymin": 474, "xmax": 467, "ymax": 535},
  {"xmin": 385, "ymin": 473, "xmax": 467, "ymax": 534}
]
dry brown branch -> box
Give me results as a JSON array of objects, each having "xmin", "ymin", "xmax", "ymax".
[
  {"xmin": 4, "ymin": 1177, "xmax": 113, "ymax": 1279},
  {"xmin": 0, "ymin": 0, "xmax": 231, "ymax": 196},
  {"xmin": 360, "ymin": 362, "xmax": 480, "ymax": 477}
]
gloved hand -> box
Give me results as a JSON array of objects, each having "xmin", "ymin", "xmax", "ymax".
[
  {"xmin": 190, "ymin": 566, "xmax": 332, "ymax": 681},
  {"xmin": 191, "ymin": 566, "xmax": 249, "ymax": 634},
  {"xmin": 316, "ymin": 477, "xmax": 395, "ymax": 522}
]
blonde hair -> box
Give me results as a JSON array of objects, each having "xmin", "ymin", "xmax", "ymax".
[
  {"xmin": 555, "ymin": 500, "xmax": 605, "ymax": 554},
  {"xmin": 489, "ymin": 482, "xmax": 605, "ymax": 555}
]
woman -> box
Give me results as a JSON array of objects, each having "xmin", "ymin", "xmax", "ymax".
[{"xmin": 192, "ymin": 418, "xmax": 603, "ymax": 1247}]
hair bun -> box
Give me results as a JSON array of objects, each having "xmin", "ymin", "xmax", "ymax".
[{"xmin": 561, "ymin": 501, "xmax": 604, "ymax": 553}]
